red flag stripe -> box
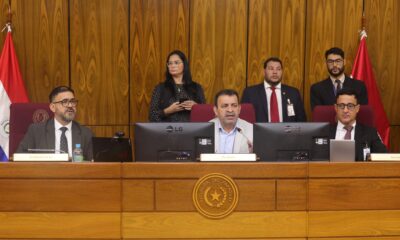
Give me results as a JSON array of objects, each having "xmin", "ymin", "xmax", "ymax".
[{"xmin": 351, "ymin": 36, "xmax": 390, "ymax": 148}]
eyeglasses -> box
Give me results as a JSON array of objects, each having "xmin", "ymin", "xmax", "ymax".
[
  {"xmin": 53, "ymin": 98, "xmax": 79, "ymax": 107},
  {"xmin": 326, "ymin": 59, "xmax": 344, "ymax": 65},
  {"xmin": 167, "ymin": 61, "xmax": 183, "ymax": 66},
  {"xmin": 336, "ymin": 103, "xmax": 358, "ymax": 111}
]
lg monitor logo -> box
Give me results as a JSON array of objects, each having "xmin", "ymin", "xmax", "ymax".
[{"xmin": 166, "ymin": 125, "xmax": 183, "ymax": 133}]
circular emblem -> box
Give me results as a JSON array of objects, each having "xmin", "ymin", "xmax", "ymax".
[
  {"xmin": 0, "ymin": 120, "xmax": 9, "ymax": 138},
  {"xmin": 193, "ymin": 173, "xmax": 239, "ymax": 219},
  {"xmin": 32, "ymin": 109, "xmax": 50, "ymax": 123}
]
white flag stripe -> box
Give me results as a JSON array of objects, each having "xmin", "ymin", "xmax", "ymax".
[{"xmin": 0, "ymin": 80, "xmax": 11, "ymax": 158}]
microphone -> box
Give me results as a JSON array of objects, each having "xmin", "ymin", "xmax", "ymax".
[
  {"xmin": 237, "ymin": 127, "xmax": 253, "ymax": 153},
  {"xmin": 27, "ymin": 148, "xmax": 67, "ymax": 154},
  {"xmin": 113, "ymin": 131, "xmax": 125, "ymax": 142}
]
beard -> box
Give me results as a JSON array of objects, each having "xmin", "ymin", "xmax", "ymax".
[
  {"xmin": 328, "ymin": 65, "xmax": 345, "ymax": 78},
  {"xmin": 60, "ymin": 109, "xmax": 76, "ymax": 123},
  {"xmin": 264, "ymin": 77, "xmax": 281, "ymax": 87}
]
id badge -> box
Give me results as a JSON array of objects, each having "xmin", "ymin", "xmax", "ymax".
[{"xmin": 287, "ymin": 99, "xmax": 295, "ymax": 117}]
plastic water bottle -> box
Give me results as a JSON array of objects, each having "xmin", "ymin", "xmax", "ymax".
[{"xmin": 73, "ymin": 143, "xmax": 84, "ymax": 162}]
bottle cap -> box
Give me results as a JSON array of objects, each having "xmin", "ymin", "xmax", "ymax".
[{"xmin": 75, "ymin": 143, "xmax": 81, "ymax": 148}]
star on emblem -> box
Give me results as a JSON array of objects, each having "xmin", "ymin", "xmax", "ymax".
[{"xmin": 210, "ymin": 190, "xmax": 221, "ymax": 201}]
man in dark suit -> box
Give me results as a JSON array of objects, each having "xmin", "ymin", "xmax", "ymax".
[
  {"xmin": 331, "ymin": 88, "xmax": 386, "ymax": 161},
  {"xmin": 310, "ymin": 47, "xmax": 368, "ymax": 110},
  {"xmin": 241, "ymin": 57, "xmax": 306, "ymax": 122},
  {"xmin": 17, "ymin": 86, "xmax": 93, "ymax": 160}
]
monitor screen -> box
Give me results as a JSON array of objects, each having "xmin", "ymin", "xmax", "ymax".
[
  {"xmin": 92, "ymin": 137, "xmax": 133, "ymax": 162},
  {"xmin": 134, "ymin": 122, "xmax": 214, "ymax": 162},
  {"xmin": 253, "ymin": 122, "xmax": 330, "ymax": 161}
]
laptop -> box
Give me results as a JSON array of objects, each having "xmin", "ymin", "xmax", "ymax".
[
  {"xmin": 92, "ymin": 137, "xmax": 133, "ymax": 162},
  {"xmin": 330, "ymin": 139, "xmax": 355, "ymax": 162}
]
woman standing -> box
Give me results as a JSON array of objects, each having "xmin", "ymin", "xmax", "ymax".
[{"xmin": 149, "ymin": 50, "xmax": 206, "ymax": 122}]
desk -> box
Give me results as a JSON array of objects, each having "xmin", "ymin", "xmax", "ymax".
[{"xmin": 1, "ymin": 162, "xmax": 400, "ymax": 239}]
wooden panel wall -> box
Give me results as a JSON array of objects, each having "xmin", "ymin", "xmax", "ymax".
[
  {"xmin": 247, "ymin": 0, "xmax": 305, "ymax": 90},
  {"xmin": 10, "ymin": 0, "xmax": 69, "ymax": 102},
  {"xmin": 365, "ymin": 0, "xmax": 400, "ymax": 124},
  {"xmin": 1, "ymin": 0, "xmax": 399, "ymax": 150},
  {"xmin": 0, "ymin": 0, "xmax": 9, "ymax": 46},
  {"xmin": 190, "ymin": 0, "xmax": 247, "ymax": 101}
]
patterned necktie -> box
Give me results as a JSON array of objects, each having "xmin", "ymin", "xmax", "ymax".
[
  {"xmin": 335, "ymin": 79, "xmax": 341, "ymax": 95},
  {"xmin": 270, "ymin": 86, "xmax": 279, "ymax": 122},
  {"xmin": 344, "ymin": 125, "xmax": 353, "ymax": 140},
  {"xmin": 60, "ymin": 127, "xmax": 68, "ymax": 154}
]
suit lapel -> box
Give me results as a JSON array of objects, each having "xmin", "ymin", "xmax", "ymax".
[
  {"xmin": 45, "ymin": 119, "xmax": 56, "ymax": 149},
  {"xmin": 71, "ymin": 121, "xmax": 82, "ymax": 149},
  {"xmin": 330, "ymin": 123, "xmax": 337, "ymax": 139},
  {"xmin": 323, "ymin": 78, "xmax": 336, "ymax": 103},
  {"xmin": 257, "ymin": 84, "xmax": 269, "ymax": 121},
  {"xmin": 281, "ymin": 85, "xmax": 288, "ymax": 121}
]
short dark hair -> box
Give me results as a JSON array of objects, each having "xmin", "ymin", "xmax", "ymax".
[
  {"xmin": 263, "ymin": 57, "xmax": 283, "ymax": 69},
  {"xmin": 49, "ymin": 86, "xmax": 75, "ymax": 102},
  {"xmin": 214, "ymin": 89, "xmax": 239, "ymax": 107},
  {"xmin": 336, "ymin": 88, "xmax": 359, "ymax": 104},
  {"xmin": 325, "ymin": 47, "xmax": 345, "ymax": 59}
]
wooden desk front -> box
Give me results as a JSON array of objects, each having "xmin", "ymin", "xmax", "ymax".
[{"xmin": 0, "ymin": 162, "xmax": 400, "ymax": 239}]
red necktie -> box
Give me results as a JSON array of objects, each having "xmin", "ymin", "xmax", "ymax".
[{"xmin": 270, "ymin": 86, "xmax": 279, "ymax": 122}]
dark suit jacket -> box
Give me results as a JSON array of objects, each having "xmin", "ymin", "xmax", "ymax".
[
  {"xmin": 241, "ymin": 83, "xmax": 306, "ymax": 122},
  {"xmin": 16, "ymin": 118, "xmax": 94, "ymax": 160},
  {"xmin": 310, "ymin": 76, "xmax": 368, "ymax": 110},
  {"xmin": 330, "ymin": 123, "xmax": 387, "ymax": 161}
]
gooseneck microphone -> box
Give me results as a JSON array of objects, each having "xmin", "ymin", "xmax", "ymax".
[{"xmin": 237, "ymin": 127, "xmax": 253, "ymax": 152}]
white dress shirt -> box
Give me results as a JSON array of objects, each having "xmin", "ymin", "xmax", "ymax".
[
  {"xmin": 54, "ymin": 119, "xmax": 73, "ymax": 157},
  {"xmin": 330, "ymin": 74, "xmax": 345, "ymax": 92},
  {"xmin": 335, "ymin": 121, "xmax": 356, "ymax": 140}
]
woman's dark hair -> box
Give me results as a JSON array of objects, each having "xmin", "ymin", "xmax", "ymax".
[{"xmin": 164, "ymin": 50, "xmax": 199, "ymax": 100}]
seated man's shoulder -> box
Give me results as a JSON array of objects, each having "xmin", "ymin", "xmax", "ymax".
[
  {"xmin": 73, "ymin": 121, "xmax": 94, "ymax": 136},
  {"xmin": 237, "ymin": 118, "xmax": 253, "ymax": 129},
  {"xmin": 27, "ymin": 121, "xmax": 49, "ymax": 131}
]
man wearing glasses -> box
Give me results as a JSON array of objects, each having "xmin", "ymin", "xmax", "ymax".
[
  {"xmin": 17, "ymin": 86, "xmax": 93, "ymax": 160},
  {"xmin": 331, "ymin": 88, "xmax": 386, "ymax": 161},
  {"xmin": 310, "ymin": 47, "xmax": 368, "ymax": 110}
]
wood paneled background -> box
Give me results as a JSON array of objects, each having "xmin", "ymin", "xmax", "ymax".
[{"xmin": 1, "ymin": 0, "xmax": 399, "ymax": 151}]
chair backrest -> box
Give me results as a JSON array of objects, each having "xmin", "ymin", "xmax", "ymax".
[
  {"xmin": 9, "ymin": 103, "xmax": 53, "ymax": 156},
  {"xmin": 190, "ymin": 103, "xmax": 256, "ymax": 123},
  {"xmin": 312, "ymin": 105, "xmax": 375, "ymax": 127}
]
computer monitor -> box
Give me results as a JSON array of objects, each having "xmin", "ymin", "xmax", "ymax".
[
  {"xmin": 134, "ymin": 122, "xmax": 214, "ymax": 162},
  {"xmin": 253, "ymin": 122, "xmax": 330, "ymax": 161},
  {"xmin": 92, "ymin": 137, "xmax": 133, "ymax": 162}
]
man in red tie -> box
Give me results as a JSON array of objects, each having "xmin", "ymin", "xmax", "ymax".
[
  {"xmin": 330, "ymin": 88, "xmax": 386, "ymax": 161},
  {"xmin": 241, "ymin": 57, "xmax": 306, "ymax": 123}
]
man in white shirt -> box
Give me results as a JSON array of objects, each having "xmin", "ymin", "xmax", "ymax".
[
  {"xmin": 210, "ymin": 89, "xmax": 253, "ymax": 153},
  {"xmin": 241, "ymin": 57, "xmax": 306, "ymax": 122},
  {"xmin": 17, "ymin": 86, "xmax": 93, "ymax": 160},
  {"xmin": 310, "ymin": 47, "xmax": 368, "ymax": 110},
  {"xmin": 330, "ymin": 88, "xmax": 386, "ymax": 161}
]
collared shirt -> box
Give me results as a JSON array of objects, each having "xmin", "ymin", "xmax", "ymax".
[
  {"xmin": 264, "ymin": 81, "xmax": 283, "ymax": 122},
  {"xmin": 335, "ymin": 121, "xmax": 356, "ymax": 140},
  {"xmin": 54, "ymin": 119, "xmax": 73, "ymax": 157},
  {"xmin": 330, "ymin": 74, "xmax": 345, "ymax": 92},
  {"xmin": 216, "ymin": 121, "xmax": 238, "ymax": 154}
]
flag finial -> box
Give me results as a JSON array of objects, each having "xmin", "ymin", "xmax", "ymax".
[{"xmin": 2, "ymin": 5, "xmax": 12, "ymax": 32}]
